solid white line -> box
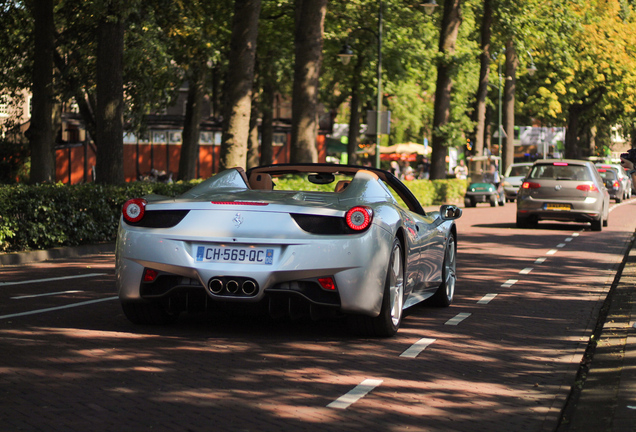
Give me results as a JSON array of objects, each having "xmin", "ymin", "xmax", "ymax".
[
  {"xmin": 0, "ymin": 273, "xmax": 108, "ymax": 287},
  {"xmin": 400, "ymin": 338, "xmax": 436, "ymax": 358},
  {"xmin": 547, "ymin": 249, "xmax": 558, "ymax": 255},
  {"xmin": 535, "ymin": 257, "xmax": 547, "ymax": 264},
  {"xmin": 327, "ymin": 379, "xmax": 383, "ymax": 409},
  {"xmin": 445, "ymin": 312, "xmax": 471, "ymax": 326},
  {"xmin": 502, "ymin": 279, "xmax": 518, "ymax": 288},
  {"xmin": 11, "ymin": 290, "xmax": 83, "ymax": 300},
  {"xmin": 519, "ymin": 267, "xmax": 533, "ymax": 275},
  {"xmin": 477, "ymin": 293, "xmax": 498, "ymax": 305},
  {"xmin": 0, "ymin": 296, "xmax": 118, "ymax": 320}
]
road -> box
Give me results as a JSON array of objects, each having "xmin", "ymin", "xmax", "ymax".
[{"xmin": 1, "ymin": 199, "xmax": 635, "ymax": 432}]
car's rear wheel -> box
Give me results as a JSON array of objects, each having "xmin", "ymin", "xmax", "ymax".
[
  {"xmin": 591, "ymin": 216, "xmax": 602, "ymax": 231},
  {"xmin": 349, "ymin": 237, "xmax": 404, "ymax": 337},
  {"xmin": 428, "ymin": 233, "xmax": 456, "ymax": 307},
  {"xmin": 464, "ymin": 197, "xmax": 474, "ymax": 208},
  {"xmin": 121, "ymin": 301, "xmax": 179, "ymax": 325}
]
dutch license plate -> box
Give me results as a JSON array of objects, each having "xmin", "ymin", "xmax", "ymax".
[
  {"xmin": 546, "ymin": 203, "xmax": 571, "ymax": 211},
  {"xmin": 194, "ymin": 245, "xmax": 274, "ymax": 265}
]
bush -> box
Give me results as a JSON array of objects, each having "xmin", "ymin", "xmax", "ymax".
[{"xmin": 0, "ymin": 177, "xmax": 466, "ymax": 253}]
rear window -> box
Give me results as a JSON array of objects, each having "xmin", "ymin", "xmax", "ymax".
[
  {"xmin": 529, "ymin": 164, "xmax": 591, "ymax": 181},
  {"xmin": 597, "ymin": 169, "xmax": 617, "ymax": 180},
  {"xmin": 508, "ymin": 165, "xmax": 531, "ymax": 177}
]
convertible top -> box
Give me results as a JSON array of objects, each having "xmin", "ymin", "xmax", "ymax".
[{"xmin": 247, "ymin": 163, "xmax": 426, "ymax": 215}]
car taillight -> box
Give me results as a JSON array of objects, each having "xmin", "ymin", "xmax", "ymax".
[
  {"xmin": 122, "ymin": 198, "xmax": 147, "ymax": 223},
  {"xmin": 318, "ymin": 277, "xmax": 336, "ymax": 291},
  {"xmin": 522, "ymin": 181, "xmax": 541, "ymax": 189},
  {"xmin": 143, "ymin": 269, "xmax": 159, "ymax": 282},
  {"xmin": 576, "ymin": 184, "xmax": 599, "ymax": 192},
  {"xmin": 345, "ymin": 206, "xmax": 373, "ymax": 231},
  {"xmin": 613, "ymin": 181, "xmax": 620, "ymax": 189}
]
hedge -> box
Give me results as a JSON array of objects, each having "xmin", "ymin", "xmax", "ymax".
[{"xmin": 0, "ymin": 177, "xmax": 467, "ymax": 253}]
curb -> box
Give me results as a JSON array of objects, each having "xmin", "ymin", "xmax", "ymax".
[{"xmin": 0, "ymin": 243, "xmax": 116, "ymax": 266}]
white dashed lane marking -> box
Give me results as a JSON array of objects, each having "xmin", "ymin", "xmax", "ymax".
[
  {"xmin": 400, "ymin": 338, "xmax": 436, "ymax": 358},
  {"xmin": 502, "ymin": 279, "xmax": 518, "ymax": 288},
  {"xmin": 327, "ymin": 379, "xmax": 383, "ymax": 409},
  {"xmin": 519, "ymin": 268, "xmax": 533, "ymax": 275},
  {"xmin": 445, "ymin": 312, "xmax": 471, "ymax": 326},
  {"xmin": 477, "ymin": 294, "xmax": 498, "ymax": 305},
  {"xmin": 0, "ymin": 273, "xmax": 108, "ymax": 287}
]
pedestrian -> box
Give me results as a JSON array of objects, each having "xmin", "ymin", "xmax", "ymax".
[{"xmin": 454, "ymin": 160, "xmax": 468, "ymax": 180}]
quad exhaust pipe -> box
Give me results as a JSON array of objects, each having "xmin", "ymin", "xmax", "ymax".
[{"xmin": 207, "ymin": 277, "xmax": 259, "ymax": 297}]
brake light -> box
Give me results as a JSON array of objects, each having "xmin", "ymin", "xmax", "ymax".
[
  {"xmin": 576, "ymin": 184, "xmax": 599, "ymax": 192},
  {"xmin": 122, "ymin": 198, "xmax": 147, "ymax": 223},
  {"xmin": 613, "ymin": 181, "xmax": 620, "ymax": 189},
  {"xmin": 553, "ymin": 162, "xmax": 569, "ymax": 166},
  {"xmin": 345, "ymin": 206, "xmax": 373, "ymax": 231},
  {"xmin": 143, "ymin": 269, "xmax": 159, "ymax": 282},
  {"xmin": 522, "ymin": 181, "xmax": 541, "ymax": 189},
  {"xmin": 597, "ymin": 169, "xmax": 607, "ymax": 173},
  {"xmin": 318, "ymin": 277, "xmax": 336, "ymax": 291}
]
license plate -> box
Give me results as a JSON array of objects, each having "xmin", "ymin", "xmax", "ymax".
[
  {"xmin": 546, "ymin": 203, "xmax": 571, "ymax": 211},
  {"xmin": 194, "ymin": 245, "xmax": 274, "ymax": 265}
]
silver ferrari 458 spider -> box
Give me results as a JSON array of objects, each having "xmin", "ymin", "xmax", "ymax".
[{"xmin": 116, "ymin": 164, "xmax": 462, "ymax": 336}]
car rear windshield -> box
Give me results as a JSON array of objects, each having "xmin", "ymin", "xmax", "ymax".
[
  {"xmin": 528, "ymin": 164, "xmax": 591, "ymax": 181},
  {"xmin": 597, "ymin": 169, "xmax": 617, "ymax": 180},
  {"xmin": 509, "ymin": 165, "xmax": 531, "ymax": 177}
]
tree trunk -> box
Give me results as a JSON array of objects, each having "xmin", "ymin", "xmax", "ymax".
[
  {"xmin": 473, "ymin": 0, "xmax": 492, "ymax": 157},
  {"xmin": 565, "ymin": 105, "xmax": 581, "ymax": 159},
  {"xmin": 260, "ymin": 79, "xmax": 275, "ymax": 165},
  {"xmin": 220, "ymin": 0, "xmax": 262, "ymax": 170},
  {"xmin": 290, "ymin": 0, "xmax": 327, "ymax": 163},
  {"xmin": 26, "ymin": 0, "xmax": 55, "ymax": 184},
  {"xmin": 502, "ymin": 40, "xmax": 517, "ymax": 175},
  {"xmin": 95, "ymin": 17, "xmax": 125, "ymax": 184},
  {"xmin": 247, "ymin": 97, "xmax": 260, "ymax": 169},
  {"xmin": 347, "ymin": 55, "xmax": 365, "ymax": 165},
  {"xmin": 178, "ymin": 63, "xmax": 206, "ymax": 181},
  {"xmin": 430, "ymin": 0, "xmax": 462, "ymax": 180}
]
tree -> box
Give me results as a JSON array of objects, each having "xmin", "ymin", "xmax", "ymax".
[
  {"xmin": 472, "ymin": 0, "xmax": 493, "ymax": 157},
  {"xmin": 26, "ymin": 0, "xmax": 55, "ymax": 184},
  {"xmin": 219, "ymin": 0, "xmax": 262, "ymax": 170},
  {"xmin": 430, "ymin": 0, "xmax": 463, "ymax": 180},
  {"xmin": 95, "ymin": 8, "xmax": 125, "ymax": 184},
  {"xmin": 290, "ymin": 0, "xmax": 327, "ymax": 163}
]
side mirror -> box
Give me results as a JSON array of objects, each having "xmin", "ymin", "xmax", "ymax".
[{"xmin": 440, "ymin": 204, "xmax": 462, "ymax": 220}]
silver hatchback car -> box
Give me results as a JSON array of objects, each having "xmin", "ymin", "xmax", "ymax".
[{"xmin": 516, "ymin": 160, "xmax": 610, "ymax": 231}]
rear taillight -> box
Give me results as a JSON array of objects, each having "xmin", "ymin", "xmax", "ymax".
[
  {"xmin": 613, "ymin": 181, "xmax": 620, "ymax": 190},
  {"xmin": 576, "ymin": 184, "xmax": 599, "ymax": 192},
  {"xmin": 143, "ymin": 269, "xmax": 159, "ymax": 282},
  {"xmin": 122, "ymin": 198, "xmax": 147, "ymax": 223},
  {"xmin": 522, "ymin": 181, "xmax": 541, "ymax": 189},
  {"xmin": 345, "ymin": 206, "xmax": 373, "ymax": 231},
  {"xmin": 318, "ymin": 277, "xmax": 336, "ymax": 291}
]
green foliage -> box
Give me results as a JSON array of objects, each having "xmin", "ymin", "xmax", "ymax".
[
  {"xmin": 0, "ymin": 181, "xmax": 195, "ymax": 253},
  {"xmin": 0, "ymin": 177, "xmax": 466, "ymax": 253},
  {"xmin": 0, "ymin": 139, "xmax": 30, "ymax": 184}
]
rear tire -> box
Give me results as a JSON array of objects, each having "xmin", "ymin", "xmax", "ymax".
[
  {"xmin": 591, "ymin": 217, "xmax": 602, "ymax": 232},
  {"xmin": 349, "ymin": 237, "xmax": 404, "ymax": 337},
  {"xmin": 121, "ymin": 301, "xmax": 179, "ymax": 325},
  {"xmin": 516, "ymin": 214, "xmax": 535, "ymax": 228}
]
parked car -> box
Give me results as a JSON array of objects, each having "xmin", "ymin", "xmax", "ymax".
[
  {"xmin": 596, "ymin": 163, "xmax": 632, "ymax": 200},
  {"xmin": 464, "ymin": 155, "xmax": 505, "ymax": 207},
  {"xmin": 501, "ymin": 162, "xmax": 533, "ymax": 202},
  {"xmin": 516, "ymin": 159, "xmax": 609, "ymax": 231},
  {"xmin": 596, "ymin": 166, "xmax": 624, "ymax": 203},
  {"xmin": 116, "ymin": 163, "xmax": 462, "ymax": 337}
]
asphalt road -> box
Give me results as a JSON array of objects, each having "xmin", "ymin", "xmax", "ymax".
[{"xmin": 1, "ymin": 199, "xmax": 636, "ymax": 432}]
